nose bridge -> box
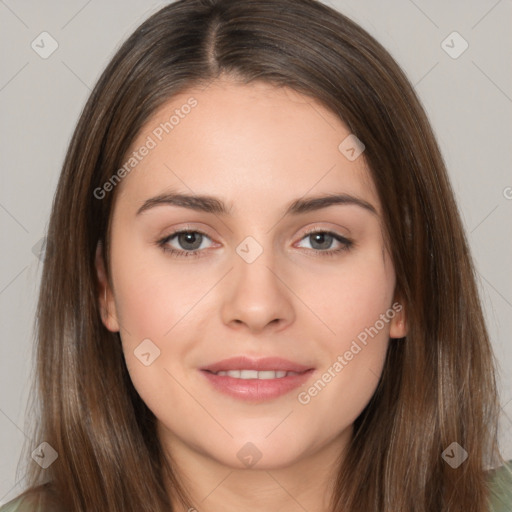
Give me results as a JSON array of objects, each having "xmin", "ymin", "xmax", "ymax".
[{"xmin": 219, "ymin": 234, "xmax": 295, "ymax": 332}]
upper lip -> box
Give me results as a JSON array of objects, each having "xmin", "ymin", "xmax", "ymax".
[{"xmin": 200, "ymin": 356, "xmax": 313, "ymax": 373}]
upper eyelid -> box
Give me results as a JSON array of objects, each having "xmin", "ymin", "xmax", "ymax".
[
  {"xmin": 300, "ymin": 226, "xmax": 350, "ymax": 237},
  {"xmin": 294, "ymin": 228, "xmax": 352, "ymax": 249},
  {"xmin": 162, "ymin": 226, "xmax": 213, "ymax": 241}
]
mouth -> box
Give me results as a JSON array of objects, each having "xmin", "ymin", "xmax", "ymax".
[
  {"xmin": 199, "ymin": 356, "xmax": 315, "ymax": 402},
  {"xmin": 203, "ymin": 369, "xmax": 305, "ymax": 379}
]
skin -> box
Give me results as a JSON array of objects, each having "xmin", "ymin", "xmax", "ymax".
[{"xmin": 96, "ymin": 77, "xmax": 407, "ymax": 512}]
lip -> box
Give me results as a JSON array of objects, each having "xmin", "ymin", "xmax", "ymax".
[
  {"xmin": 199, "ymin": 356, "xmax": 315, "ymax": 402},
  {"xmin": 200, "ymin": 356, "xmax": 313, "ymax": 373}
]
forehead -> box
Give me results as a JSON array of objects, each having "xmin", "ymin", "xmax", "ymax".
[{"xmin": 113, "ymin": 78, "xmax": 379, "ymax": 215}]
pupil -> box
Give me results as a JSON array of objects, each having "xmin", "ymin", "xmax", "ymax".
[
  {"xmin": 179, "ymin": 232, "xmax": 202, "ymax": 250},
  {"xmin": 311, "ymin": 233, "xmax": 332, "ymax": 250}
]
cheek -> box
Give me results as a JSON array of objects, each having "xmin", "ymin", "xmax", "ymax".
[
  {"xmin": 108, "ymin": 227, "xmax": 237, "ymax": 407},
  {"xmin": 293, "ymin": 247, "xmax": 395, "ymax": 342},
  {"xmin": 293, "ymin": 249, "xmax": 394, "ymax": 420},
  {"xmin": 110, "ymin": 259, "xmax": 200, "ymax": 421},
  {"xmin": 110, "ymin": 239, "xmax": 213, "ymax": 342}
]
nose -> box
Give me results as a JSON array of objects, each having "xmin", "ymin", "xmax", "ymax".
[{"xmin": 219, "ymin": 248, "xmax": 295, "ymax": 334}]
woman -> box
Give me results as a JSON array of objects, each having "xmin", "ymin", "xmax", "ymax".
[{"xmin": 2, "ymin": 0, "xmax": 511, "ymax": 510}]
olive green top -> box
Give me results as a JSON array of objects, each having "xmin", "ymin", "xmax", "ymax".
[
  {"xmin": 1, "ymin": 461, "xmax": 511, "ymax": 511},
  {"xmin": 487, "ymin": 460, "xmax": 512, "ymax": 512}
]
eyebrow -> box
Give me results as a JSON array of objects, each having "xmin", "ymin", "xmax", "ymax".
[{"xmin": 136, "ymin": 191, "xmax": 378, "ymax": 217}]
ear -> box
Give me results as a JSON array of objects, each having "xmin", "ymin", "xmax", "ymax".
[
  {"xmin": 389, "ymin": 295, "xmax": 407, "ymax": 339},
  {"xmin": 95, "ymin": 241, "xmax": 120, "ymax": 332}
]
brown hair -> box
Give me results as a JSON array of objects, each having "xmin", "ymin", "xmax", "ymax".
[{"xmin": 15, "ymin": 0, "xmax": 504, "ymax": 510}]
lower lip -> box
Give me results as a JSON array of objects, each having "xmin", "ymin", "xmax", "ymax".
[{"xmin": 200, "ymin": 369, "xmax": 314, "ymax": 402}]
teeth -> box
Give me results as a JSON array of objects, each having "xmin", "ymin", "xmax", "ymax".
[
  {"xmin": 259, "ymin": 370, "xmax": 284, "ymax": 379},
  {"xmin": 239, "ymin": 370, "xmax": 258, "ymax": 379},
  {"xmin": 214, "ymin": 369, "xmax": 300, "ymax": 379}
]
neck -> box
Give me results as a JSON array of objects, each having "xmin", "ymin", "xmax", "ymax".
[{"xmin": 159, "ymin": 424, "xmax": 353, "ymax": 512}]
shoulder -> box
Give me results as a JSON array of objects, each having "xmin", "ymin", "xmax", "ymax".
[
  {"xmin": 0, "ymin": 485, "xmax": 64, "ymax": 512},
  {"xmin": 487, "ymin": 460, "xmax": 512, "ymax": 511},
  {"xmin": 2, "ymin": 466, "xmax": 511, "ymax": 511},
  {"xmin": 0, "ymin": 495, "xmax": 41, "ymax": 512}
]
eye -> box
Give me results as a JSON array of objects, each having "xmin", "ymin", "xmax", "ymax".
[
  {"xmin": 156, "ymin": 227, "xmax": 354, "ymax": 259},
  {"xmin": 295, "ymin": 229, "xmax": 353, "ymax": 257},
  {"xmin": 157, "ymin": 229, "xmax": 214, "ymax": 258}
]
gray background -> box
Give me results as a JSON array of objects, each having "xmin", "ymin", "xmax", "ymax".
[{"xmin": 0, "ymin": 0, "xmax": 511, "ymax": 504}]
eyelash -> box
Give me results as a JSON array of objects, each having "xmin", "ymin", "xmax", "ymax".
[{"xmin": 156, "ymin": 227, "xmax": 354, "ymax": 259}]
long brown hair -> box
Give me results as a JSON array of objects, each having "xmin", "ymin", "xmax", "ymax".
[{"xmin": 15, "ymin": 0, "xmax": 504, "ymax": 510}]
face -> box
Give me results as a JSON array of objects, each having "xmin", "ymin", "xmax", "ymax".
[{"xmin": 96, "ymin": 77, "xmax": 406, "ymax": 473}]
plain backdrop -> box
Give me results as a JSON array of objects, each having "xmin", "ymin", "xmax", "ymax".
[{"xmin": 0, "ymin": 0, "xmax": 511, "ymax": 504}]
